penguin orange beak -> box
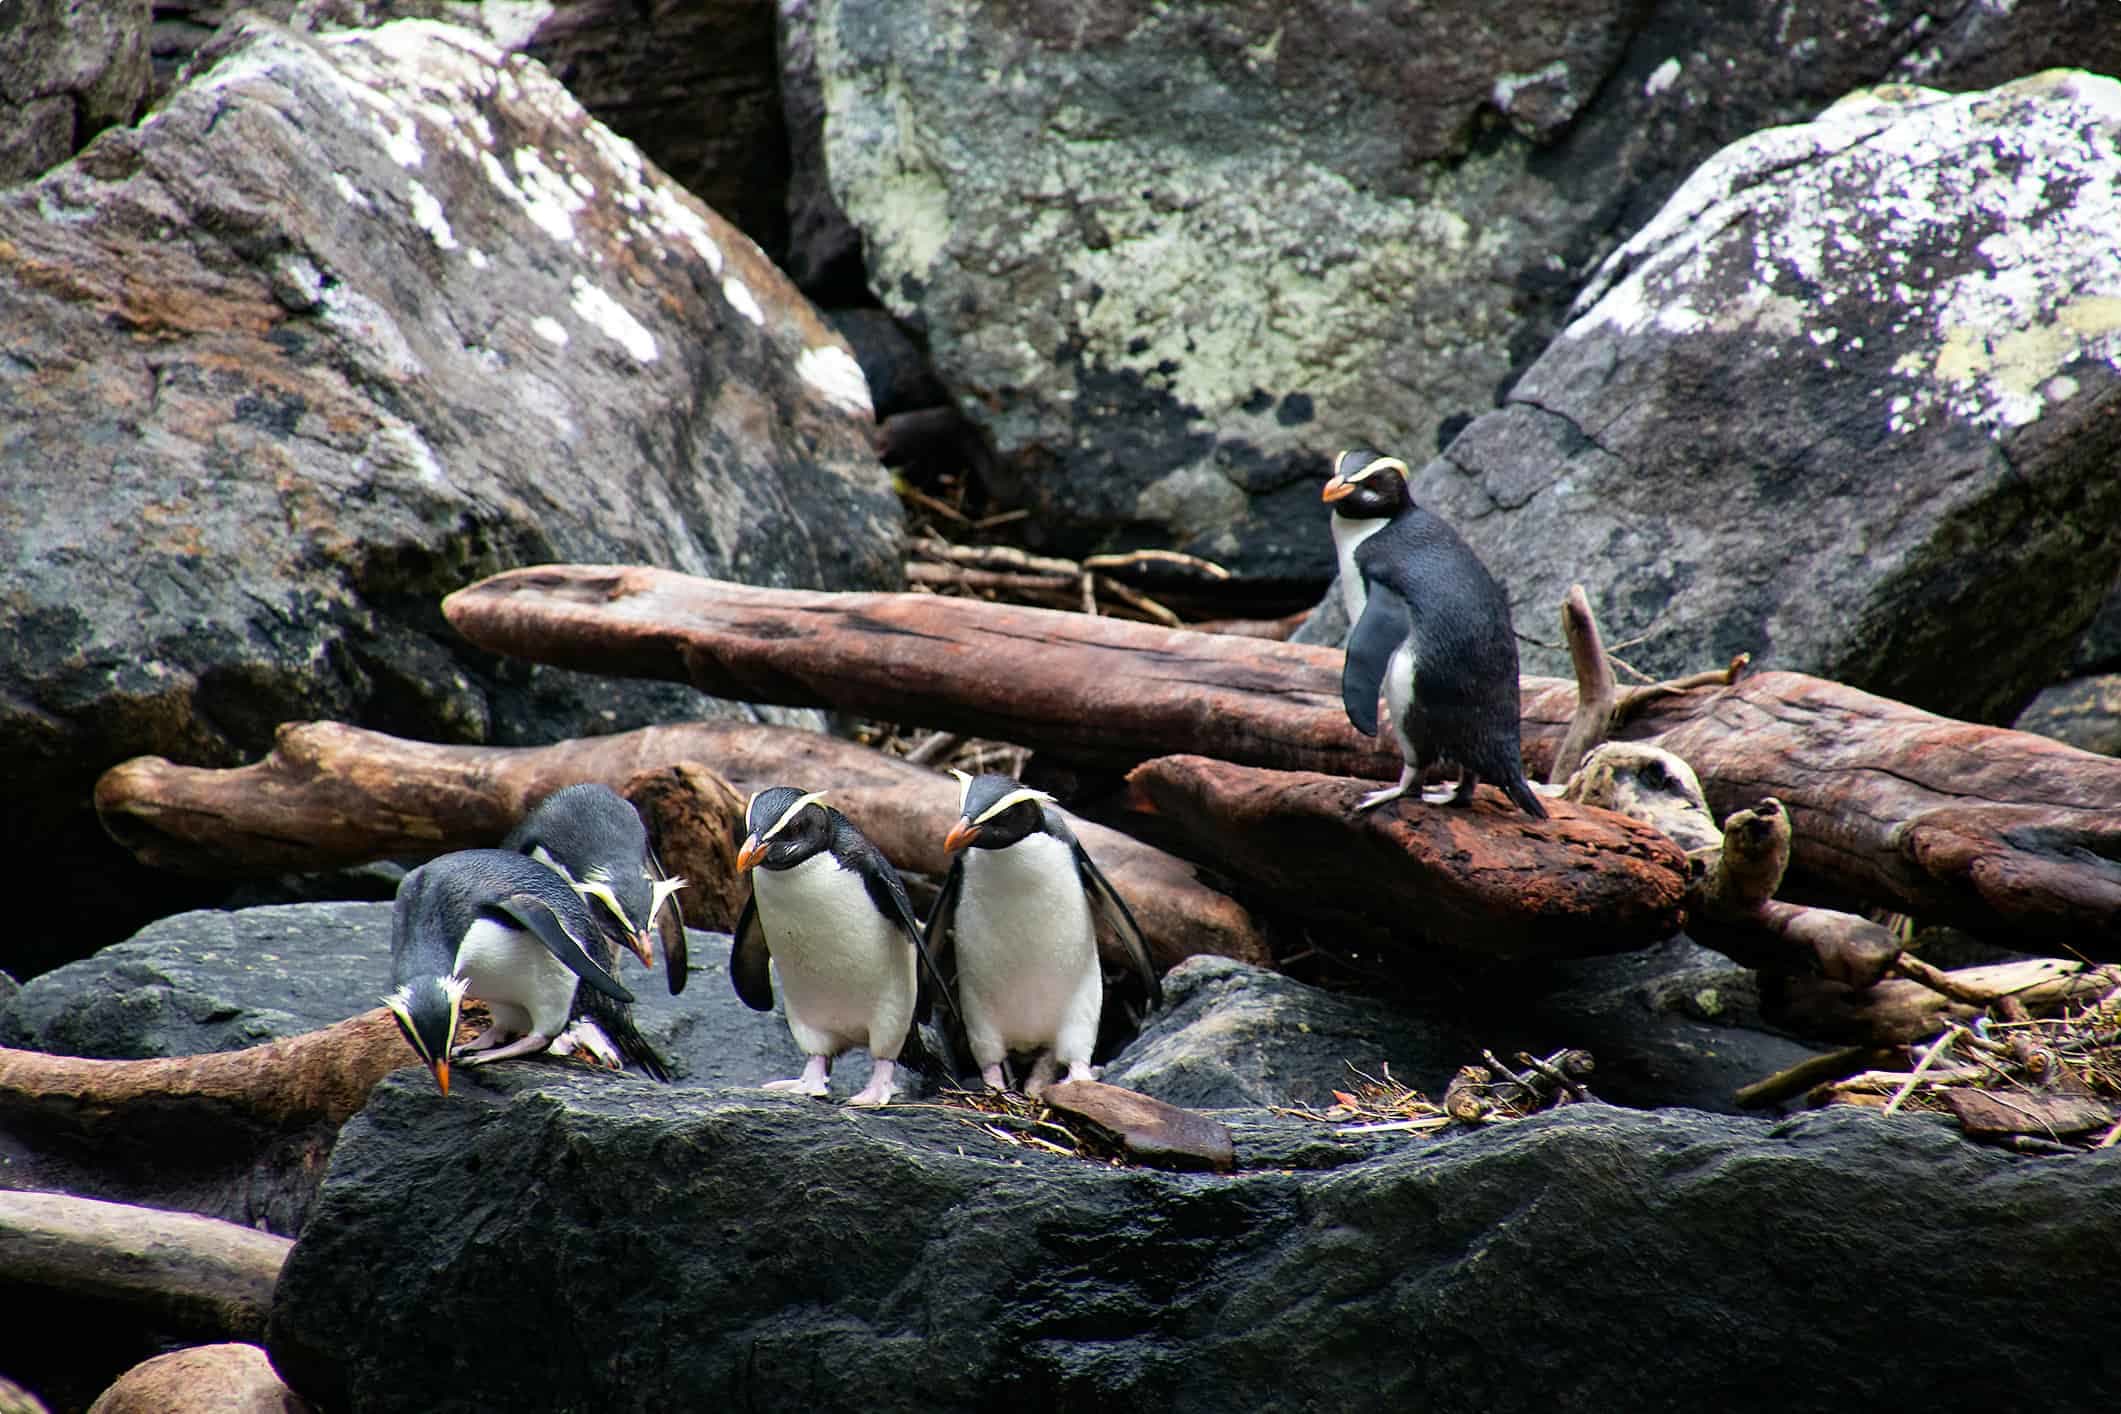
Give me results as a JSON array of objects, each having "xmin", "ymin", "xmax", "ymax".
[
  {"xmin": 1321, "ymin": 475, "xmax": 1355, "ymax": 503},
  {"xmin": 736, "ymin": 833, "xmax": 767, "ymax": 871},
  {"xmin": 431, "ymin": 1059, "xmax": 451, "ymax": 1097},
  {"xmin": 627, "ymin": 928, "xmax": 657, "ymax": 968},
  {"xmin": 943, "ymin": 819, "xmax": 981, "ymax": 852}
]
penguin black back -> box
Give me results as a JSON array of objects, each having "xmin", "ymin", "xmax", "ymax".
[{"xmin": 1338, "ymin": 455, "xmax": 1547, "ymax": 819}]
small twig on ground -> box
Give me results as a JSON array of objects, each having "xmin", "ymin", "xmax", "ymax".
[{"xmin": 1883, "ymin": 1027, "xmax": 1964, "ymax": 1116}]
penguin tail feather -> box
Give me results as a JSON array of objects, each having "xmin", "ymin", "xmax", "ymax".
[{"xmin": 1504, "ymin": 772, "xmax": 1550, "ymax": 821}]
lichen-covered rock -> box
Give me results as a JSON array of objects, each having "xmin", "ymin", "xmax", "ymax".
[
  {"xmin": 266, "ymin": 1069, "xmax": 2121, "ymax": 1413},
  {"xmin": 0, "ymin": 0, "xmax": 149, "ymax": 184},
  {"xmin": 801, "ymin": 0, "xmax": 2121, "ymax": 582},
  {"xmin": 1423, "ymin": 69, "xmax": 2121, "ymax": 722},
  {"xmin": 147, "ymin": 0, "xmax": 791, "ymax": 260},
  {"xmin": 0, "ymin": 18, "xmax": 897, "ymax": 965}
]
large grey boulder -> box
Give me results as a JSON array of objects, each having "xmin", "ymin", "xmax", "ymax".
[
  {"xmin": 266, "ymin": 1070, "xmax": 2121, "ymax": 1412},
  {"xmin": 799, "ymin": 0, "xmax": 2121, "ymax": 583},
  {"xmin": 1109, "ymin": 947, "xmax": 1819, "ymax": 1117},
  {"xmin": 0, "ymin": 904, "xmax": 818, "ymax": 1099},
  {"xmin": 1424, "ymin": 70, "xmax": 2121, "ymax": 721},
  {"xmin": 0, "ymin": 0, "xmax": 150, "ymax": 184},
  {"xmin": 146, "ymin": 0, "xmax": 792, "ymax": 263},
  {"xmin": 0, "ymin": 18, "xmax": 898, "ymax": 966}
]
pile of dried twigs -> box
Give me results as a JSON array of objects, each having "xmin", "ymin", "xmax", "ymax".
[
  {"xmin": 926, "ymin": 1086, "xmax": 1131, "ymax": 1165},
  {"xmin": 1277, "ymin": 1049, "xmax": 1599, "ymax": 1137},
  {"xmin": 1810, "ymin": 989, "xmax": 2121, "ymax": 1153},
  {"xmin": 905, "ymin": 534, "xmax": 1232, "ymax": 626}
]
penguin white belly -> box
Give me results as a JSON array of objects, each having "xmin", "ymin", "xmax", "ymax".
[
  {"xmin": 454, "ymin": 918, "xmax": 580, "ymax": 1039},
  {"xmin": 954, "ymin": 835, "xmax": 1101, "ymax": 1065},
  {"xmin": 1385, "ymin": 639, "xmax": 1419, "ymax": 764},
  {"xmin": 1331, "ymin": 513, "xmax": 1387, "ymax": 625},
  {"xmin": 754, "ymin": 853, "xmax": 915, "ymax": 1057}
]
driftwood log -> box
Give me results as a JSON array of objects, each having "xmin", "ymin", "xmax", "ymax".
[
  {"xmin": 0, "ymin": 1192, "xmax": 289, "ymax": 1342},
  {"xmin": 94, "ymin": 721, "xmax": 1270, "ymax": 974},
  {"xmin": 1123, "ymin": 756, "xmax": 1688, "ymax": 961},
  {"xmin": 439, "ymin": 566, "xmax": 2121, "ymax": 956},
  {"xmin": 0, "ymin": 1011, "xmax": 415, "ymax": 1228}
]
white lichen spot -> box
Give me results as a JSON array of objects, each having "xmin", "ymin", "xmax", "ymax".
[
  {"xmin": 467, "ymin": 248, "xmax": 490, "ymax": 270},
  {"xmin": 1492, "ymin": 60, "xmax": 1571, "ymax": 114},
  {"xmin": 319, "ymin": 284, "xmax": 426, "ymax": 381},
  {"xmin": 373, "ymin": 414, "xmax": 447, "ymax": 484},
  {"xmin": 376, "ymin": 111, "xmax": 424, "ymax": 169},
  {"xmin": 332, "ymin": 172, "xmax": 375, "ymax": 211},
  {"xmin": 477, "ymin": 0, "xmax": 558, "ymax": 52},
  {"xmin": 406, "ymin": 180, "xmax": 458, "ymax": 250},
  {"xmin": 795, "ymin": 345, "xmax": 874, "ymax": 416},
  {"xmin": 722, "ymin": 276, "xmax": 765, "ymax": 327},
  {"xmin": 531, "ymin": 315, "xmax": 570, "ymax": 346},
  {"xmin": 508, "ymin": 148, "xmax": 584, "ymax": 246},
  {"xmin": 569, "ymin": 277, "xmax": 658, "ymax": 362},
  {"xmin": 2044, "ymin": 373, "xmax": 2079, "ymax": 404},
  {"xmin": 1645, "ymin": 57, "xmax": 1683, "ymax": 98}
]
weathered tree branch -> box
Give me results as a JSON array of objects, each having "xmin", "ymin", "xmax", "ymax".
[
  {"xmin": 0, "ymin": 1192, "xmax": 289, "ymax": 1343},
  {"xmin": 1121, "ymin": 755, "xmax": 1688, "ymax": 962},
  {"xmin": 436, "ymin": 566, "xmax": 2121, "ymax": 954},
  {"xmin": 0, "ymin": 1013, "xmax": 413, "ymax": 1229},
  {"xmin": 95, "ymin": 721, "xmax": 1270, "ymax": 973}
]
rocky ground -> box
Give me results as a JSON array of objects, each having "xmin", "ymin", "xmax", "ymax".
[{"xmin": 4, "ymin": 2, "xmax": 2120, "ymax": 1410}]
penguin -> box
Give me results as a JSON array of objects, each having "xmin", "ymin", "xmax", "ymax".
[
  {"xmin": 1326, "ymin": 449, "xmax": 1404, "ymax": 628},
  {"xmin": 731, "ymin": 786, "xmax": 949, "ymax": 1107},
  {"xmin": 382, "ymin": 848, "xmax": 637, "ymax": 1094},
  {"xmin": 923, "ymin": 771, "xmax": 1162, "ymax": 1098},
  {"xmin": 503, "ymin": 782, "xmax": 689, "ymax": 1081},
  {"xmin": 1324, "ymin": 447, "xmax": 1549, "ymax": 819}
]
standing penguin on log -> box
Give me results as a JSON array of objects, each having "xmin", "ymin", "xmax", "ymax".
[{"xmin": 1324, "ymin": 448, "xmax": 1549, "ymax": 820}]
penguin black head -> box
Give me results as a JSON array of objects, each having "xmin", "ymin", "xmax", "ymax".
[
  {"xmin": 382, "ymin": 973, "xmax": 468, "ymax": 1095},
  {"xmin": 943, "ymin": 771, "xmax": 1054, "ymax": 852},
  {"xmin": 1321, "ymin": 447, "xmax": 1410, "ymax": 521},
  {"xmin": 737, "ymin": 786, "xmax": 834, "ymax": 871},
  {"xmin": 508, "ymin": 784, "xmax": 686, "ymax": 969}
]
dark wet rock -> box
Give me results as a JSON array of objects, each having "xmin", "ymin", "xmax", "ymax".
[
  {"xmin": 0, "ymin": 904, "xmax": 840, "ymax": 1101},
  {"xmin": 267, "ymin": 1069, "xmax": 2121, "ymax": 1412},
  {"xmin": 0, "ymin": 18, "xmax": 897, "ymax": 968},
  {"xmin": 1106, "ymin": 949, "xmax": 1819, "ymax": 1118}
]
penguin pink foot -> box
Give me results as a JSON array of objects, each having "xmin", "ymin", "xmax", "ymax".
[
  {"xmin": 460, "ymin": 1031, "xmax": 556, "ymax": 1066},
  {"xmin": 1355, "ymin": 766, "xmax": 1418, "ymax": 813},
  {"xmin": 847, "ymin": 1059, "xmax": 899, "ymax": 1108},
  {"xmin": 763, "ymin": 1054, "xmax": 832, "ymax": 1097}
]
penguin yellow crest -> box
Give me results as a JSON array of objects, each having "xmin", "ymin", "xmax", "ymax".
[{"xmin": 757, "ymin": 789, "xmax": 829, "ymax": 842}]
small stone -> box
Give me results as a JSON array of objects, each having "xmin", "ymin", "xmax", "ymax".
[{"xmin": 1043, "ymin": 1079, "xmax": 1236, "ymax": 1172}]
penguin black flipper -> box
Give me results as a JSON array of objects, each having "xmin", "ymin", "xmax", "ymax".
[
  {"xmin": 653, "ymin": 843, "xmax": 690, "ymax": 996},
  {"xmin": 488, "ymin": 892, "xmax": 635, "ymax": 1003},
  {"xmin": 921, "ymin": 857, "xmax": 964, "ymax": 1004},
  {"xmin": 840, "ymin": 828, "xmax": 960, "ymax": 1029},
  {"xmin": 574, "ymin": 983, "xmax": 674, "ymax": 1082},
  {"xmin": 730, "ymin": 894, "xmax": 775, "ymax": 1012},
  {"xmin": 1342, "ymin": 584, "xmax": 1412, "ymax": 737},
  {"xmin": 1042, "ymin": 810, "xmax": 1161, "ymax": 1009}
]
